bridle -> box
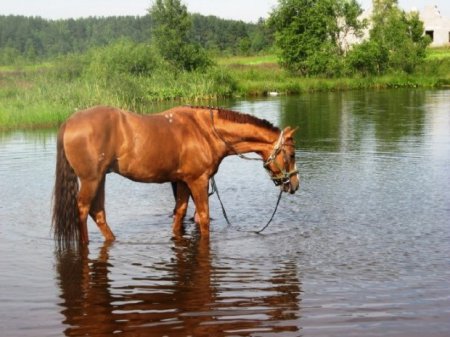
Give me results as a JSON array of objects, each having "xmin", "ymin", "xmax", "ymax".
[
  {"xmin": 209, "ymin": 108, "xmax": 298, "ymax": 187},
  {"xmin": 208, "ymin": 108, "xmax": 299, "ymax": 233},
  {"xmin": 263, "ymin": 131, "xmax": 299, "ymax": 187}
]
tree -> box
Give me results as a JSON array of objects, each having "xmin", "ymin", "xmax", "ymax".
[
  {"xmin": 0, "ymin": 14, "xmax": 267, "ymax": 64},
  {"xmin": 149, "ymin": 0, "xmax": 211, "ymax": 70},
  {"xmin": 371, "ymin": 0, "xmax": 430, "ymax": 73},
  {"xmin": 268, "ymin": 0, "xmax": 365, "ymax": 76},
  {"xmin": 347, "ymin": 0, "xmax": 430, "ymax": 74},
  {"xmin": 249, "ymin": 18, "xmax": 274, "ymax": 53}
]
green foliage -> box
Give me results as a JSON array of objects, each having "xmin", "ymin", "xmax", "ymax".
[
  {"xmin": 269, "ymin": 0, "xmax": 364, "ymax": 76},
  {"xmin": 0, "ymin": 14, "xmax": 271, "ymax": 66},
  {"xmin": 150, "ymin": 0, "xmax": 189, "ymax": 65},
  {"xmin": 347, "ymin": 0, "xmax": 430, "ymax": 75},
  {"xmin": 346, "ymin": 40, "xmax": 388, "ymax": 75},
  {"xmin": 416, "ymin": 55, "xmax": 450, "ymax": 83},
  {"xmin": 51, "ymin": 53, "xmax": 89, "ymax": 80},
  {"xmin": 1, "ymin": 50, "xmax": 449, "ymax": 130},
  {"xmin": 0, "ymin": 47, "xmax": 25, "ymax": 65},
  {"xmin": 0, "ymin": 37, "xmax": 242, "ymax": 129},
  {"xmin": 85, "ymin": 39, "xmax": 162, "ymax": 79},
  {"xmin": 0, "ymin": 15, "xmax": 152, "ymax": 64},
  {"xmin": 149, "ymin": 0, "xmax": 211, "ymax": 71},
  {"xmin": 389, "ymin": 12, "xmax": 430, "ymax": 73},
  {"xmin": 426, "ymin": 47, "xmax": 450, "ymax": 60},
  {"xmin": 269, "ymin": 0, "xmax": 430, "ymax": 77},
  {"xmin": 190, "ymin": 15, "xmax": 273, "ymax": 56}
]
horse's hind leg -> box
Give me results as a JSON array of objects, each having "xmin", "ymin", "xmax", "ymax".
[
  {"xmin": 89, "ymin": 176, "xmax": 115, "ymax": 242},
  {"xmin": 77, "ymin": 178, "xmax": 102, "ymax": 244},
  {"xmin": 172, "ymin": 181, "xmax": 190, "ymax": 235}
]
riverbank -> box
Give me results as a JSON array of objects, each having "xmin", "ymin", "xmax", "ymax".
[
  {"xmin": 221, "ymin": 48, "xmax": 450, "ymax": 96},
  {"xmin": 1, "ymin": 48, "xmax": 449, "ymax": 130}
]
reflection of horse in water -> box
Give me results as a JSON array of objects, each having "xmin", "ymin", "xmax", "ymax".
[
  {"xmin": 52, "ymin": 106, "xmax": 299, "ymax": 246},
  {"xmin": 55, "ymin": 234, "xmax": 302, "ymax": 336},
  {"xmin": 56, "ymin": 244, "xmax": 116, "ymax": 336}
]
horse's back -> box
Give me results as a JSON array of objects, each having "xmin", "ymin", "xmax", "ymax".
[{"xmin": 65, "ymin": 105, "xmax": 124, "ymax": 129}]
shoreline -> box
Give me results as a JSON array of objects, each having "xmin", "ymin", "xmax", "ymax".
[{"xmin": 1, "ymin": 53, "xmax": 449, "ymax": 131}]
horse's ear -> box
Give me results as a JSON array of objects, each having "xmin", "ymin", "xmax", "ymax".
[{"xmin": 283, "ymin": 126, "xmax": 299, "ymax": 138}]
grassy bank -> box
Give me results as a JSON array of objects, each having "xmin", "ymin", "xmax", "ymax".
[
  {"xmin": 221, "ymin": 47, "xmax": 450, "ymax": 96},
  {"xmin": 426, "ymin": 46, "xmax": 450, "ymax": 60},
  {"xmin": 225, "ymin": 62, "xmax": 448, "ymax": 97},
  {"xmin": 1, "ymin": 47, "xmax": 450, "ymax": 130},
  {"xmin": 0, "ymin": 70, "xmax": 234, "ymax": 129}
]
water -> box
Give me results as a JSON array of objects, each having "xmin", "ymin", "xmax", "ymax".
[{"xmin": 1, "ymin": 89, "xmax": 449, "ymax": 336}]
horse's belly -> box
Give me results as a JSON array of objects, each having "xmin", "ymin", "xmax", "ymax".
[{"xmin": 111, "ymin": 161, "xmax": 175, "ymax": 184}]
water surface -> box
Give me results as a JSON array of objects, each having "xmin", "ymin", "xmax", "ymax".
[{"xmin": 1, "ymin": 89, "xmax": 449, "ymax": 336}]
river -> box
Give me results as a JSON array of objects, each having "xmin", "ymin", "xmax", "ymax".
[{"xmin": 0, "ymin": 89, "xmax": 449, "ymax": 336}]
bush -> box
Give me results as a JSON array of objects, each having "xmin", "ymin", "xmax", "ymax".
[
  {"xmin": 346, "ymin": 40, "xmax": 388, "ymax": 75},
  {"xmin": 51, "ymin": 53, "xmax": 89, "ymax": 80},
  {"xmin": 175, "ymin": 44, "xmax": 213, "ymax": 71},
  {"xmin": 303, "ymin": 42, "xmax": 345, "ymax": 77},
  {"xmin": 0, "ymin": 47, "xmax": 25, "ymax": 66},
  {"xmin": 85, "ymin": 39, "xmax": 163, "ymax": 79}
]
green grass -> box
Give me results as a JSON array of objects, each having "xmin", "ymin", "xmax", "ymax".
[
  {"xmin": 0, "ymin": 62, "xmax": 53, "ymax": 73},
  {"xmin": 216, "ymin": 54, "xmax": 278, "ymax": 66},
  {"xmin": 223, "ymin": 56, "xmax": 449, "ymax": 96},
  {"xmin": 0, "ymin": 64, "xmax": 237, "ymax": 129},
  {"xmin": 426, "ymin": 46, "xmax": 450, "ymax": 60},
  {"xmin": 1, "ymin": 49, "xmax": 450, "ymax": 130}
]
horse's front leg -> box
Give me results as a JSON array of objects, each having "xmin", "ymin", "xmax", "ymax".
[
  {"xmin": 172, "ymin": 181, "xmax": 190, "ymax": 235},
  {"xmin": 187, "ymin": 177, "xmax": 210, "ymax": 237}
]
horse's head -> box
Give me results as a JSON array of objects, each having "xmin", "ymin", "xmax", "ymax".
[{"xmin": 264, "ymin": 127, "xmax": 300, "ymax": 194}]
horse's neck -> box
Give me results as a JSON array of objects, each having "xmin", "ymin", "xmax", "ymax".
[{"xmin": 218, "ymin": 123, "xmax": 279, "ymax": 160}]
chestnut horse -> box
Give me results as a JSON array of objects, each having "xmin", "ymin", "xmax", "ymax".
[{"xmin": 52, "ymin": 105, "xmax": 299, "ymax": 246}]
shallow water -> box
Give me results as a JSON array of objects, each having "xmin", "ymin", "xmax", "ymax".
[{"xmin": 1, "ymin": 89, "xmax": 449, "ymax": 336}]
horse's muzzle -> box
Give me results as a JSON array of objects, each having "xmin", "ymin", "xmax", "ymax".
[{"xmin": 281, "ymin": 174, "xmax": 299, "ymax": 194}]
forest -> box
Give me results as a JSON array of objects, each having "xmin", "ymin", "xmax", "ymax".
[{"xmin": 0, "ymin": 14, "xmax": 272, "ymax": 64}]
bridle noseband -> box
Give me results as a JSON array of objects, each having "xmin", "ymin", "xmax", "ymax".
[
  {"xmin": 263, "ymin": 131, "xmax": 299, "ymax": 187},
  {"xmin": 209, "ymin": 108, "xmax": 298, "ymax": 188}
]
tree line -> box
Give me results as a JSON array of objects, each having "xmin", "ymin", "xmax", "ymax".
[
  {"xmin": 0, "ymin": 13, "xmax": 272, "ymax": 65},
  {"xmin": 1, "ymin": 0, "xmax": 431, "ymax": 77},
  {"xmin": 0, "ymin": 16, "xmax": 151, "ymax": 63}
]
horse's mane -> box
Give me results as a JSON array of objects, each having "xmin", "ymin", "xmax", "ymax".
[{"xmin": 189, "ymin": 106, "xmax": 280, "ymax": 132}]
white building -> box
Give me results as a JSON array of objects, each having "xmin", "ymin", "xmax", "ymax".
[{"xmin": 420, "ymin": 5, "xmax": 450, "ymax": 47}]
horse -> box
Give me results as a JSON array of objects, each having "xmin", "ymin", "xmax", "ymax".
[{"xmin": 52, "ymin": 105, "xmax": 300, "ymax": 246}]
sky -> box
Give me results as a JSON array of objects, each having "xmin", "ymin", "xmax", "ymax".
[{"xmin": 0, "ymin": 0, "xmax": 449, "ymax": 22}]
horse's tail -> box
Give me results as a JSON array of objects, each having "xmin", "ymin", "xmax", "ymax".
[{"xmin": 52, "ymin": 124, "xmax": 80, "ymax": 247}]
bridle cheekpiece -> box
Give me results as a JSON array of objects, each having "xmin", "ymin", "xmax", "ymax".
[
  {"xmin": 209, "ymin": 107, "xmax": 298, "ymax": 188},
  {"xmin": 263, "ymin": 131, "xmax": 299, "ymax": 187}
]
